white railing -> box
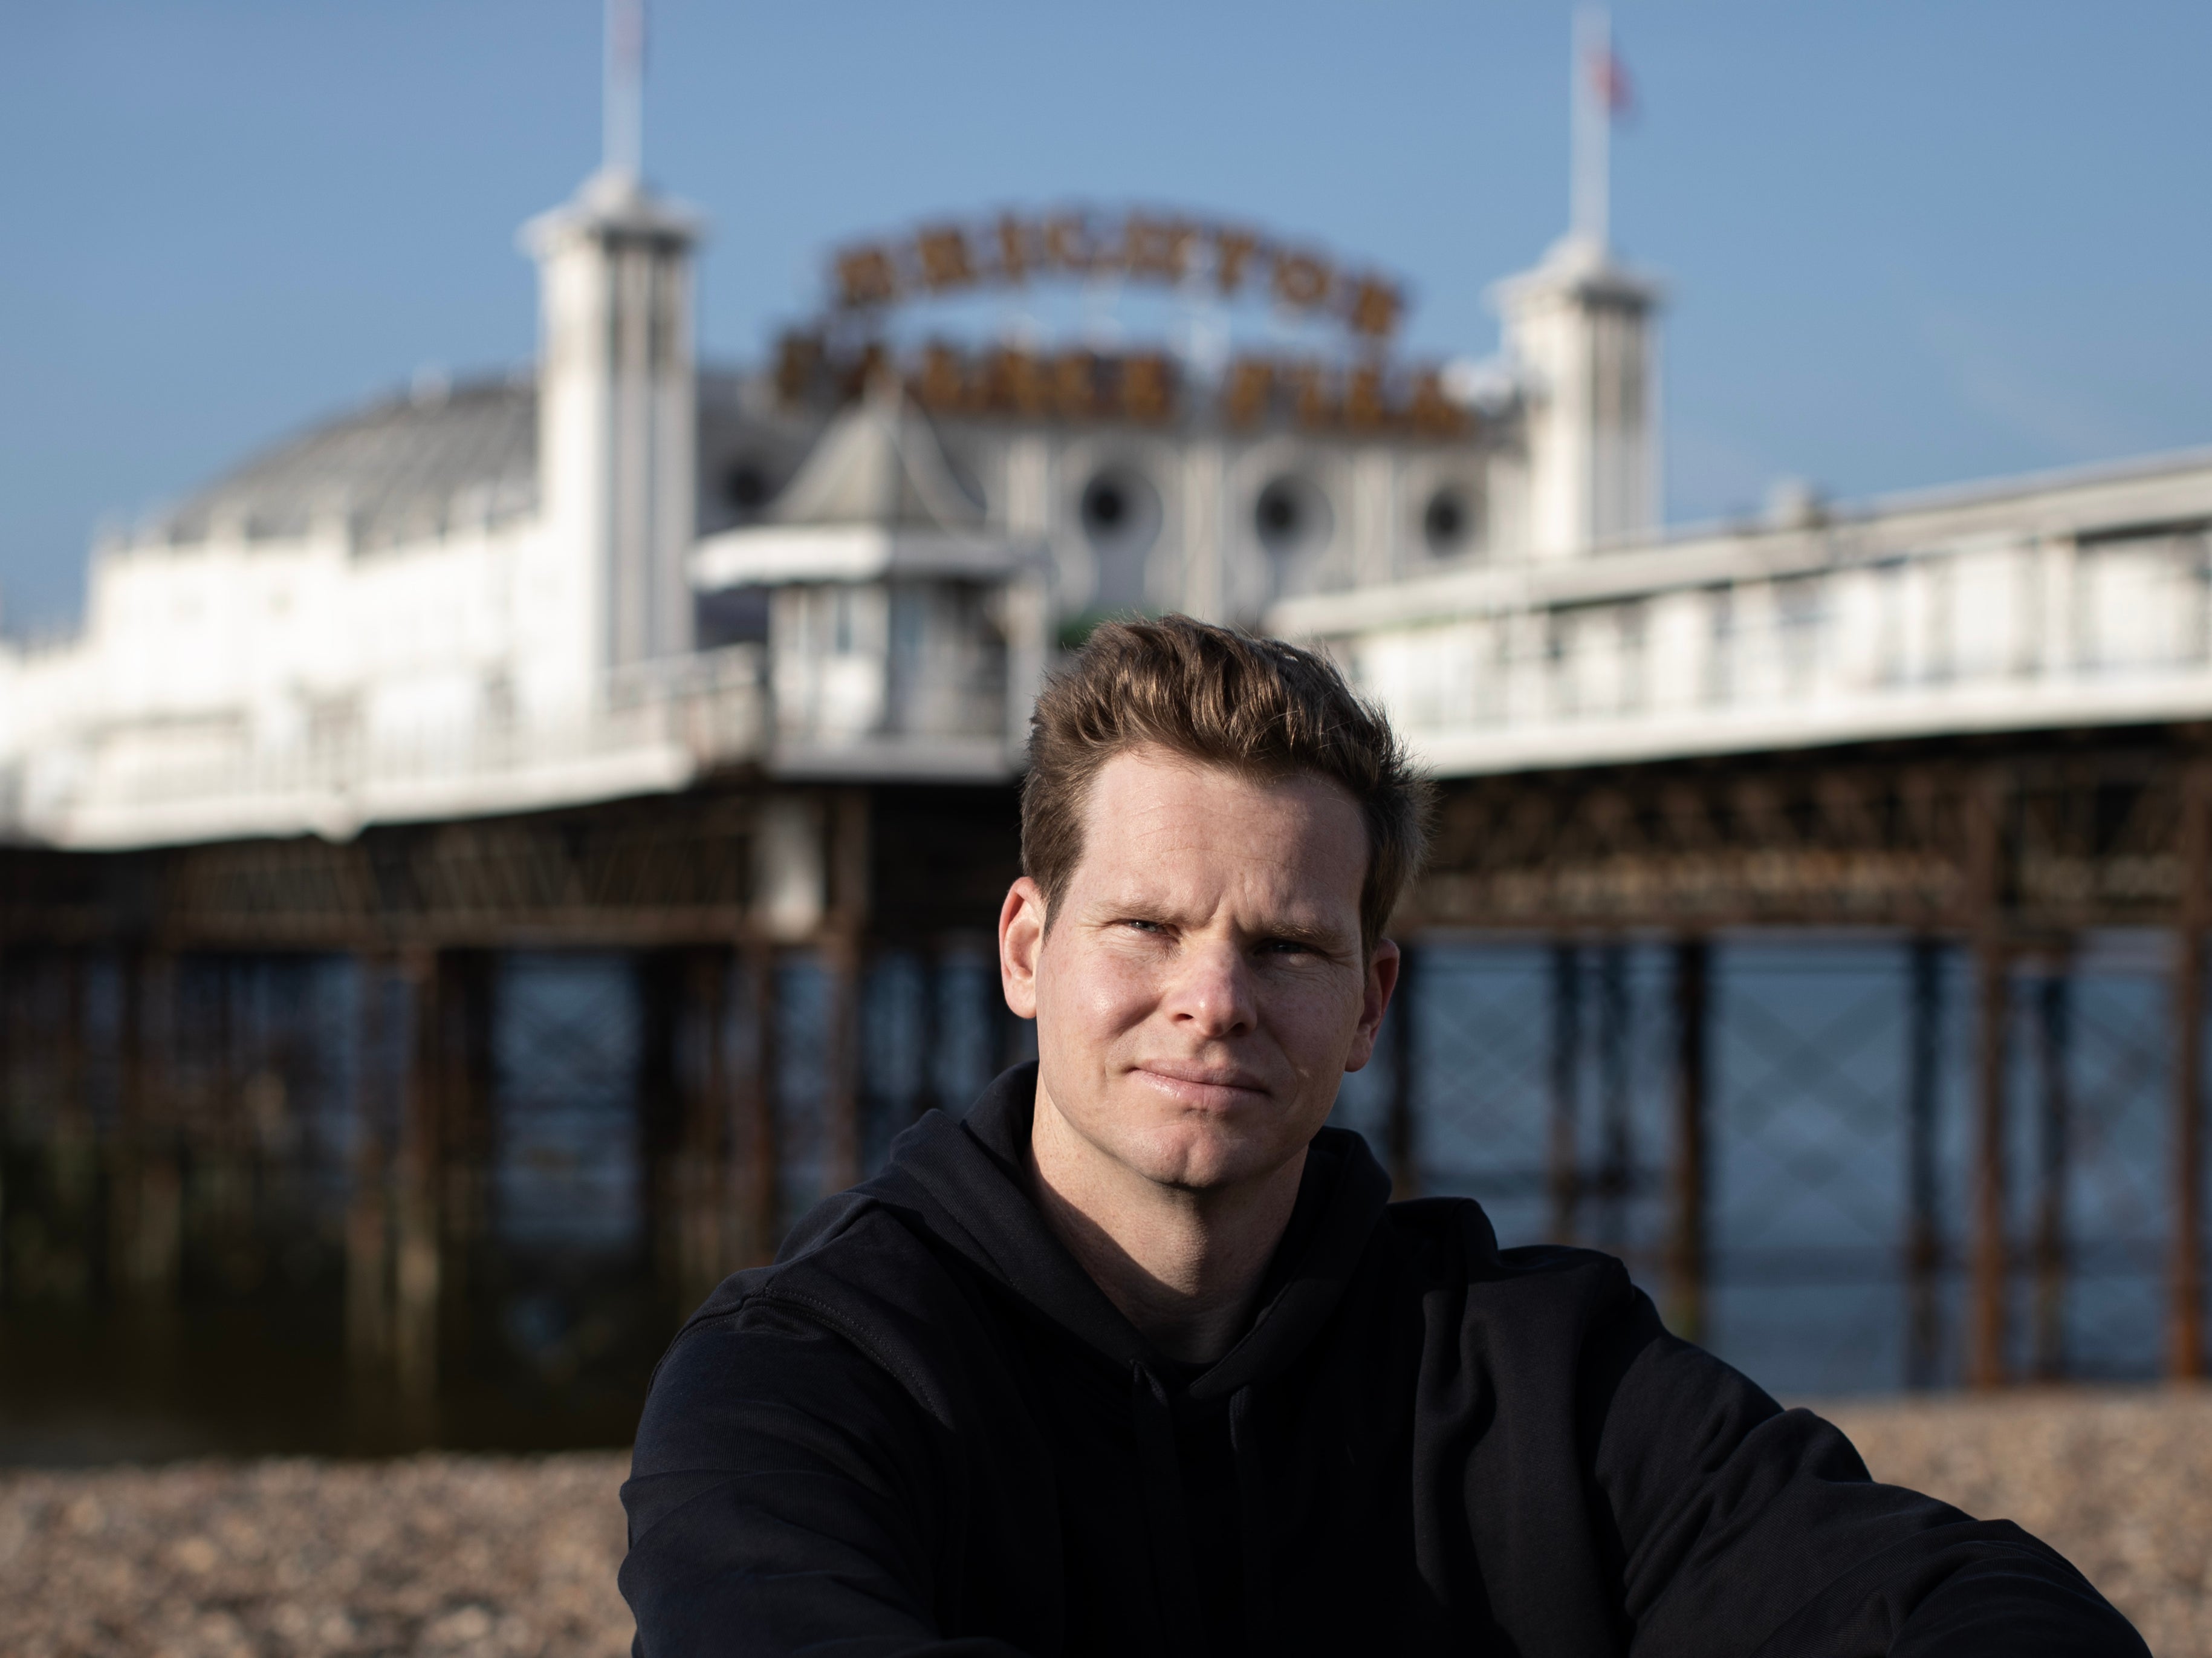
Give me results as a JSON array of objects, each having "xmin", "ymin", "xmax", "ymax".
[
  {"xmin": 1280, "ymin": 524, "xmax": 2212, "ymax": 776},
  {"xmin": 0, "ymin": 625, "xmax": 1037, "ymax": 848},
  {"xmin": 5, "ymin": 646, "xmax": 771, "ymax": 848}
]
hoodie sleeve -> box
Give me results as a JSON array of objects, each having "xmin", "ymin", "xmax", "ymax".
[
  {"xmin": 1578, "ymin": 1283, "xmax": 2147, "ymax": 1658},
  {"xmin": 620, "ymin": 1295, "xmax": 1035, "ymax": 1658}
]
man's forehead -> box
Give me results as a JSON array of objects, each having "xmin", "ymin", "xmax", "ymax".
[
  {"xmin": 1071, "ymin": 749, "xmax": 1367, "ymax": 909},
  {"xmin": 1083, "ymin": 744, "xmax": 1364, "ymax": 825}
]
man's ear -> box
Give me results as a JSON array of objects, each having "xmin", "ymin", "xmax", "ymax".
[
  {"xmin": 999, "ymin": 877, "xmax": 1048, "ymax": 1020},
  {"xmin": 1342, "ymin": 938, "xmax": 1403, "ymax": 1074}
]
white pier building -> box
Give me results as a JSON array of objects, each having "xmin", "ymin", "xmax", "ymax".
[{"xmin": 5, "ymin": 55, "xmax": 2208, "ymax": 857}]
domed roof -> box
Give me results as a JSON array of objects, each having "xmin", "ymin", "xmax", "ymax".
[{"xmin": 152, "ymin": 375, "xmax": 538, "ymax": 551}]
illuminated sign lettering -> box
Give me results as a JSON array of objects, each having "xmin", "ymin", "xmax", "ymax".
[
  {"xmin": 822, "ymin": 208, "xmax": 1408, "ymax": 343},
  {"xmin": 774, "ymin": 333, "xmax": 1468, "ymax": 439}
]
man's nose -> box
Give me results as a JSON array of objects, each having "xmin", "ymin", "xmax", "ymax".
[{"xmin": 1163, "ymin": 935, "xmax": 1258, "ymax": 1038}]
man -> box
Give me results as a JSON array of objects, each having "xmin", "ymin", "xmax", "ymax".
[{"xmin": 623, "ymin": 616, "xmax": 2143, "ymax": 1656}]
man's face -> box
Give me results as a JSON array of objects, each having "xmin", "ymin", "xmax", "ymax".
[{"xmin": 999, "ymin": 745, "xmax": 1400, "ymax": 1193}]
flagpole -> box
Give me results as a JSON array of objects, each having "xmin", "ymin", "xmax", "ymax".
[
  {"xmin": 604, "ymin": 0, "xmax": 645, "ymax": 180},
  {"xmin": 1571, "ymin": 5, "xmax": 1610, "ymax": 250}
]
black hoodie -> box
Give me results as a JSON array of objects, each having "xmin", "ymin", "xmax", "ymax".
[{"xmin": 621, "ymin": 1064, "xmax": 2143, "ymax": 1657}]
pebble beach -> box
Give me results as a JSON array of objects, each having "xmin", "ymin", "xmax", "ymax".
[{"xmin": 2, "ymin": 1388, "xmax": 2208, "ymax": 1656}]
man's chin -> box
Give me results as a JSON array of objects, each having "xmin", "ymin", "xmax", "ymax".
[{"xmin": 1117, "ymin": 1123, "xmax": 1301, "ymax": 1194}]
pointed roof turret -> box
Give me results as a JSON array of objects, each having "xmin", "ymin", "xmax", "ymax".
[
  {"xmin": 768, "ymin": 376, "xmax": 985, "ymax": 533},
  {"xmin": 688, "ymin": 377, "xmax": 1033, "ymax": 593}
]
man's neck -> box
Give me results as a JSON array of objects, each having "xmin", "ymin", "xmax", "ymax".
[{"xmin": 1026, "ymin": 1080, "xmax": 1305, "ymax": 1367}]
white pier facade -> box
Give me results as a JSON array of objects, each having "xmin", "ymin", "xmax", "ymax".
[
  {"xmin": 7, "ymin": 143, "xmax": 2210, "ymax": 855},
  {"xmin": 1280, "ymin": 449, "xmax": 2212, "ymax": 778}
]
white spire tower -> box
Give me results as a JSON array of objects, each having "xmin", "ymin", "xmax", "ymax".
[
  {"xmin": 521, "ymin": 0, "xmax": 701, "ymax": 703},
  {"xmin": 1490, "ymin": 5, "xmax": 1662, "ymax": 560}
]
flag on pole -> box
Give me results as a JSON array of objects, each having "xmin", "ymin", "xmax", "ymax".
[
  {"xmin": 1586, "ymin": 40, "xmax": 1634, "ymax": 120},
  {"xmin": 614, "ymin": 0, "xmax": 646, "ymax": 76}
]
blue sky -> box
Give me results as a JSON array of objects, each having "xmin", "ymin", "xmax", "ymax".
[{"xmin": 4, "ymin": 1, "xmax": 2208, "ymax": 631}]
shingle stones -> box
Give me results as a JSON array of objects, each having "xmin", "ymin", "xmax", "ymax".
[{"xmin": 1, "ymin": 1389, "xmax": 2207, "ymax": 1657}]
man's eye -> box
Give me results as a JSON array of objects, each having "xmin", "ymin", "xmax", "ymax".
[
  {"xmin": 1259, "ymin": 938, "xmax": 1312, "ymax": 956},
  {"xmin": 1120, "ymin": 918, "xmax": 1165, "ymax": 934}
]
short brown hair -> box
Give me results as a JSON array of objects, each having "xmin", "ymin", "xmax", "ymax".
[{"xmin": 1020, "ymin": 615, "xmax": 1432, "ymax": 952}]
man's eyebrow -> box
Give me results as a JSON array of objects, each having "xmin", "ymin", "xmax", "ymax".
[
  {"xmin": 1250, "ymin": 916, "xmax": 1355, "ymax": 951},
  {"xmin": 1084, "ymin": 897, "xmax": 1351, "ymax": 948}
]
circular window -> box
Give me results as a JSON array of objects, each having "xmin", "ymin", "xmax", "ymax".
[
  {"xmin": 1415, "ymin": 480, "xmax": 1486, "ymax": 558},
  {"xmin": 724, "ymin": 461, "xmax": 771, "ymax": 512},
  {"xmin": 1423, "ymin": 487, "xmax": 1467, "ymax": 552},
  {"xmin": 1253, "ymin": 475, "xmax": 1331, "ymax": 559},
  {"xmin": 1081, "ymin": 473, "xmax": 1129, "ymax": 536}
]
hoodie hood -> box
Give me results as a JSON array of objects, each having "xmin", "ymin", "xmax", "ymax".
[{"xmin": 854, "ymin": 1061, "xmax": 1395, "ymax": 1399}]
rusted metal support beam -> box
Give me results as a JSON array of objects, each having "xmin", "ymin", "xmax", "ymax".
[
  {"xmin": 818, "ymin": 788, "xmax": 873, "ymax": 1193},
  {"xmin": 1903, "ymin": 937, "xmax": 1945, "ymax": 1389},
  {"xmin": 435, "ymin": 950, "xmax": 497, "ymax": 1379},
  {"xmin": 2173, "ymin": 762, "xmax": 2210, "ymax": 1380},
  {"xmin": 0, "ymin": 951, "xmax": 11, "ymax": 1302},
  {"xmin": 1968, "ymin": 940, "xmax": 2012, "ymax": 1389},
  {"xmin": 678, "ymin": 948, "xmax": 730, "ymax": 1305},
  {"xmin": 56, "ymin": 952, "xmax": 92, "ymax": 1303},
  {"xmin": 181, "ymin": 955, "xmax": 253, "ymax": 1296},
  {"xmin": 638, "ymin": 948, "xmax": 686, "ymax": 1298},
  {"xmin": 114, "ymin": 950, "xmax": 183, "ymax": 1305},
  {"xmin": 1593, "ymin": 943, "xmax": 1633, "ymax": 1252},
  {"xmin": 1965, "ymin": 767, "xmax": 2013, "ymax": 1390},
  {"xmin": 1548, "ymin": 943, "xmax": 1582, "ymax": 1243},
  {"xmin": 392, "ymin": 948, "xmax": 440, "ymax": 1411},
  {"xmin": 1667, "ymin": 938, "xmax": 1710, "ymax": 1344},
  {"xmin": 648, "ymin": 944, "xmax": 738, "ymax": 1310},
  {"xmin": 733, "ymin": 942, "xmax": 782, "ymax": 1266},
  {"xmin": 345, "ymin": 952, "xmax": 393, "ymax": 1371},
  {"xmin": 1387, "ymin": 944, "xmax": 1419, "ymax": 1200},
  {"xmin": 2032, "ymin": 962, "xmax": 2072, "ymax": 1382},
  {"xmin": 822, "ymin": 935, "xmax": 864, "ymax": 1194},
  {"xmin": 907, "ymin": 945, "xmax": 943, "ymax": 1126}
]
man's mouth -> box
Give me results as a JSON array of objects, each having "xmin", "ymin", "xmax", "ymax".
[{"xmin": 1127, "ymin": 1059, "xmax": 1271, "ymax": 1109}]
